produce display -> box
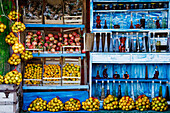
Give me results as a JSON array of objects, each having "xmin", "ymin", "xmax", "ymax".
[
  {"xmin": 43, "ymin": 64, "xmax": 61, "ymax": 78},
  {"xmin": 0, "ymin": 75, "xmax": 3, "ymax": 84},
  {"xmin": 119, "ymin": 96, "xmax": 135, "ymax": 111},
  {"xmin": 25, "ymin": 80, "xmax": 41, "ymax": 85},
  {"xmin": 28, "ymin": 98, "xmax": 47, "ymax": 111},
  {"xmin": 21, "ymin": 51, "xmax": 33, "ymax": 61},
  {"xmin": 8, "ymin": 10, "xmax": 21, "ymax": 20},
  {"xmin": 64, "ymin": 98, "xmax": 81, "ymax": 111},
  {"xmin": 62, "ymin": 63, "xmax": 80, "ymax": 77},
  {"xmin": 0, "ymin": 23, "xmax": 6, "ymax": 32},
  {"xmin": 44, "ymin": 32, "xmax": 62, "ymax": 53},
  {"xmin": 82, "ymin": 97, "xmax": 100, "ymax": 111},
  {"xmin": 8, "ymin": 54, "xmax": 21, "ymax": 65},
  {"xmin": 103, "ymin": 95, "xmax": 119, "ymax": 110},
  {"xmin": 5, "ymin": 32, "xmax": 18, "ymax": 45},
  {"xmin": 24, "ymin": 64, "xmax": 42, "ymax": 80},
  {"xmin": 47, "ymin": 97, "xmax": 64, "ymax": 112},
  {"xmin": 12, "ymin": 21, "xmax": 26, "ymax": 33},
  {"xmin": 12, "ymin": 42, "xmax": 25, "ymax": 54},
  {"xmin": 151, "ymin": 96, "xmax": 168, "ymax": 111},
  {"xmin": 25, "ymin": 31, "xmax": 44, "ymax": 52},
  {"xmin": 135, "ymin": 95, "xmax": 151, "ymax": 111},
  {"xmin": 4, "ymin": 70, "xmax": 22, "ymax": 85}
]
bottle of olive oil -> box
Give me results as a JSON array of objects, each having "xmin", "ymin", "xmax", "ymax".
[
  {"xmin": 101, "ymin": 80, "xmax": 105, "ymax": 101},
  {"xmin": 159, "ymin": 81, "xmax": 162, "ymax": 97}
]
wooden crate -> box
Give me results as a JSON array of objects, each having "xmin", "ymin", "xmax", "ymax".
[
  {"xmin": 45, "ymin": 17, "xmax": 63, "ymax": 24},
  {"xmin": 63, "ymin": 46, "xmax": 81, "ymax": 53},
  {"xmin": 23, "ymin": 16, "xmax": 42, "ymax": 24},
  {"xmin": 64, "ymin": 16, "xmax": 82, "ymax": 24}
]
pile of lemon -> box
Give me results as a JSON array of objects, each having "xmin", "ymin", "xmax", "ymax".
[
  {"xmin": 5, "ymin": 32, "xmax": 18, "ymax": 45},
  {"xmin": 8, "ymin": 54, "xmax": 21, "ymax": 65}
]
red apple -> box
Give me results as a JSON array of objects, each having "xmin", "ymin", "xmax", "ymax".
[
  {"xmin": 69, "ymin": 34, "xmax": 72, "ymax": 38},
  {"xmin": 63, "ymin": 34, "xmax": 68, "ymax": 38},
  {"xmin": 52, "ymin": 45, "xmax": 56, "ymax": 48},
  {"xmin": 76, "ymin": 42, "xmax": 81, "ymax": 46},
  {"xmin": 71, "ymin": 36, "xmax": 75, "ymax": 40},
  {"xmin": 44, "ymin": 43, "xmax": 48, "ymax": 47},
  {"xmin": 26, "ymin": 39, "xmax": 30, "ymax": 43},
  {"xmin": 38, "ymin": 36, "xmax": 42, "ymax": 40},
  {"xmin": 58, "ymin": 42, "xmax": 62, "ymax": 47},
  {"xmin": 36, "ymin": 31, "xmax": 41, "ymax": 36},
  {"xmin": 70, "ymin": 49, "xmax": 74, "ymax": 52},
  {"xmin": 54, "ymin": 40, "xmax": 58, "ymax": 44},
  {"xmin": 49, "ymin": 43, "xmax": 53, "ymax": 47},
  {"xmin": 75, "ymin": 34, "xmax": 80, "ymax": 38},
  {"xmin": 29, "ymin": 45, "xmax": 33, "ymax": 49},
  {"xmin": 82, "ymin": 49, "xmax": 86, "ymax": 53},
  {"xmin": 26, "ymin": 42, "xmax": 31, "ymax": 47},
  {"xmin": 34, "ymin": 37, "xmax": 38, "ymax": 41},
  {"xmin": 54, "ymin": 35, "xmax": 58, "ymax": 39},
  {"xmin": 64, "ymin": 42, "xmax": 68, "ymax": 46},
  {"xmin": 26, "ymin": 35, "xmax": 32, "ymax": 39},
  {"xmin": 32, "ymin": 41, "xmax": 37, "ymax": 46},
  {"xmin": 56, "ymin": 47, "xmax": 60, "ymax": 51},
  {"xmin": 33, "ymin": 34, "xmax": 37, "ymax": 37},
  {"xmin": 59, "ymin": 37, "xmax": 62, "ymax": 41},
  {"xmin": 75, "ymin": 38, "xmax": 80, "ymax": 43},
  {"xmin": 58, "ymin": 33, "xmax": 62, "ymax": 37},
  {"xmin": 75, "ymin": 48, "xmax": 79, "ymax": 52},
  {"xmin": 64, "ymin": 38, "xmax": 68, "ymax": 42},
  {"xmin": 38, "ymin": 42, "xmax": 43, "ymax": 46},
  {"xmin": 48, "ymin": 34, "xmax": 53, "ymax": 38},
  {"xmin": 51, "ymin": 48, "xmax": 55, "ymax": 53},
  {"xmin": 28, "ymin": 32, "xmax": 33, "ymax": 36},
  {"xmin": 72, "ymin": 32, "xmax": 77, "ymax": 36},
  {"xmin": 45, "ymin": 36, "xmax": 49, "ymax": 41}
]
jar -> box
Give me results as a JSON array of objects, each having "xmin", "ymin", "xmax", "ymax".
[
  {"xmin": 143, "ymin": 3, "xmax": 148, "ymax": 9},
  {"xmin": 134, "ymin": 4, "xmax": 139, "ymax": 9},
  {"xmin": 118, "ymin": 4, "xmax": 124, "ymax": 10},
  {"xmin": 131, "ymin": 4, "xmax": 134, "ymax": 9},
  {"xmin": 158, "ymin": 3, "xmax": 163, "ymax": 8},
  {"xmin": 96, "ymin": 4, "xmax": 102, "ymax": 10},
  {"xmin": 126, "ymin": 4, "xmax": 130, "ymax": 10},
  {"xmin": 104, "ymin": 4, "xmax": 110, "ymax": 10},
  {"xmin": 151, "ymin": 3, "xmax": 156, "ymax": 9},
  {"xmin": 112, "ymin": 4, "xmax": 117, "ymax": 10},
  {"xmin": 164, "ymin": 2, "xmax": 168, "ymax": 8}
]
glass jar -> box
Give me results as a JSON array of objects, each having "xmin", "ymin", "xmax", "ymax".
[
  {"xmin": 96, "ymin": 4, "xmax": 102, "ymax": 10},
  {"xmin": 151, "ymin": 3, "xmax": 156, "ymax": 9},
  {"xmin": 118, "ymin": 4, "xmax": 124, "ymax": 10},
  {"xmin": 158, "ymin": 3, "xmax": 163, "ymax": 8},
  {"xmin": 112, "ymin": 4, "xmax": 117, "ymax": 10},
  {"xmin": 143, "ymin": 3, "xmax": 148, "ymax": 9},
  {"xmin": 126, "ymin": 4, "xmax": 130, "ymax": 10},
  {"xmin": 104, "ymin": 4, "xmax": 110, "ymax": 10},
  {"xmin": 134, "ymin": 4, "xmax": 139, "ymax": 9}
]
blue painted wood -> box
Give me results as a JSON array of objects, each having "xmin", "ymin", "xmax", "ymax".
[
  {"xmin": 23, "ymin": 85, "xmax": 89, "ymax": 90},
  {"xmin": 22, "ymin": 91, "xmax": 89, "ymax": 111},
  {"xmin": 93, "ymin": 0, "xmax": 169, "ymax": 2}
]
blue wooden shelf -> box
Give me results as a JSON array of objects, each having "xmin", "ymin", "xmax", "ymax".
[
  {"xmin": 93, "ymin": 8, "xmax": 168, "ymax": 13},
  {"xmin": 23, "ymin": 85, "xmax": 89, "ymax": 90},
  {"xmin": 92, "ymin": 78, "xmax": 168, "ymax": 82},
  {"xmin": 25, "ymin": 24, "xmax": 85, "ymax": 30},
  {"xmin": 33, "ymin": 53, "xmax": 86, "ymax": 59},
  {"xmin": 93, "ymin": 0, "xmax": 169, "ymax": 2}
]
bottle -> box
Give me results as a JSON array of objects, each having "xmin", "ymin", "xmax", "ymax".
[
  {"xmin": 112, "ymin": 80, "xmax": 116, "ymax": 96},
  {"xmin": 130, "ymin": 14, "xmax": 134, "ymax": 29},
  {"xmin": 159, "ymin": 81, "xmax": 162, "ymax": 97},
  {"xmin": 152, "ymin": 33, "xmax": 156, "ymax": 52},
  {"xmin": 156, "ymin": 35, "xmax": 161, "ymax": 52},
  {"xmin": 165, "ymin": 81, "xmax": 169, "ymax": 101},
  {"xmin": 96, "ymin": 13, "xmax": 101, "ymax": 28},
  {"xmin": 118, "ymin": 81, "xmax": 122, "ymax": 100},
  {"xmin": 95, "ymin": 80, "xmax": 99, "ymax": 99},
  {"xmin": 113, "ymin": 71, "xmax": 120, "ymax": 79},
  {"xmin": 125, "ymin": 81, "xmax": 128, "ymax": 96},
  {"xmin": 136, "ymin": 32, "xmax": 140, "ymax": 52},
  {"xmin": 135, "ymin": 20, "xmax": 141, "ymax": 29},
  {"xmin": 95, "ymin": 70, "xmax": 100, "ymax": 79},
  {"xmin": 104, "ymin": 33, "xmax": 108, "ymax": 52},
  {"xmin": 150, "ymin": 18, "xmax": 153, "ymax": 29},
  {"xmin": 162, "ymin": 16, "xmax": 167, "ymax": 28},
  {"xmin": 115, "ymin": 32, "xmax": 119, "ymax": 52},
  {"xmin": 110, "ymin": 13, "xmax": 113, "ymax": 29},
  {"xmin": 152, "ymin": 20, "xmax": 156, "ymax": 29},
  {"xmin": 99, "ymin": 33, "xmax": 103, "ymax": 52},
  {"xmin": 139, "ymin": 36, "xmax": 143, "ymax": 52},
  {"xmin": 131, "ymin": 81, "xmax": 135, "ymax": 100},
  {"xmin": 125, "ymin": 33, "xmax": 130, "ymax": 52},
  {"xmin": 109, "ymin": 33, "xmax": 113, "ymax": 52},
  {"xmin": 151, "ymin": 81, "xmax": 155, "ymax": 98},
  {"xmin": 120, "ymin": 15, "xmax": 124, "ymax": 29},
  {"xmin": 145, "ymin": 65, "xmax": 148, "ymax": 80},
  {"xmin": 167, "ymin": 33, "xmax": 170, "ymax": 52},
  {"xmin": 104, "ymin": 15, "xmax": 108, "ymax": 29},
  {"xmin": 147, "ymin": 15, "xmax": 150, "ymax": 29},
  {"xmin": 123, "ymin": 71, "xmax": 129, "ymax": 79},
  {"xmin": 142, "ymin": 33, "xmax": 146, "ymax": 52},
  {"xmin": 140, "ymin": 15, "xmax": 145, "ymax": 29},
  {"xmin": 103, "ymin": 65, "xmax": 108, "ymax": 79},
  {"xmin": 131, "ymin": 33, "xmax": 137, "ymax": 52},
  {"xmin": 101, "ymin": 80, "xmax": 105, "ymax": 101},
  {"xmin": 137, "ymin": 80, "xmax": 140, "ymax": 97},
  {"xmin": 107, "ymin": 80, "xmax": 110, "ymax": 96},
  {"xmin": 93, "ymin": 33, "xmax": 97, "ymax": 52},
  {"xmin": 153, "ymin": 66, "xmax": 159, "ymax": 79},
  {"xmin": 119, "ymin": 33, "xmax": 126, "ymax": 52},
  {"xmin": 156, "ymin": 16, "xmax": 160, "ymax": 29}
]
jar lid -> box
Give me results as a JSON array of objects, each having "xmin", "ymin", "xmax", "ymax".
[
  {"xmin": 118, "ymin": 4, "xmax": 123, "ymax": 5},
  {"xmin": 151, "ymin": 3, "xmax": 156, "ymax": 4},
  {"xmin": 97, "ymin": 4, "xmax": 102, "ymax": 6},
  {"xmin": 144, "ymin": 4, "xmax": 147, "ymax": 5},
  {"xmin": 135, "ymin": 4, "xmax": 138, "ymax": 5},
  {"xmin": 159, "ymin": 3, "xmax": 162, "ymax": 4}
]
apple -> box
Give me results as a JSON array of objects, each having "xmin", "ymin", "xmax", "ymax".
[
  {"xmin": 71, "ymin": 43, "xmax": 76, "ymax": 46},
  {"xmin": 72, "ymin": 32, "xmax": 77, "ymax": 36},
  {"xmin": 36, "ymin": 31, "xmax": 41, "ymax": 36},
  {"xmin": 51, "ymin": 48, "xmax": 55, "ymax": 53},
  {"xmin": 48, "ymin": 33, "xmax": 53, "ymax": 38},
  {"xmin": 45, "ymin": 36, "xmax": 49, "ymax": 41},
  {"xmin": 44, "ymin": 43, "xmax": 48, "ymax": 47},
  {"xmin": 38, "ymin": 36, "xmax": 42, "ymax": 40},
  {"xmin": 38, "ymin": 42, "xmax": 43, "ymax": 46},
  {"xmin": 50, "ymin": 37, "xmax": 55, "ymax": 41},
  {"xmin": 34, "ymin": 37, "xmax": 38, "ymax": 41},
  {"xmin": 26, "ymin": 42, "xmax": 31, "ymax": 47},
  {"xmin": 64, "ymin": 42, "xmax": 68, "ymax": 46},
  {"xmin": 52, "ymin": 45, "xmax": 56, "ymax": 48},
  {"xmin": 71, "ymin": 36, "xmax": 75, "ymax": 40},
  {"xmin": 29, "ymin": 45, "xmax": 33, "ymax": 49},
  {"xmin": 54, "ymin": 35, "xmax": 58, "ymax": 39},
  {"xmin": 75, "ymin": 48, "xmax": 79, "ymax": 52},
  {"xmin": 69, "ymin": 34, "xmax": 72, "ymax": 38},
  {"xmin": 76, "ymin": 34, "xmax": 80, "ymax": 38},
  {"xmin": 70, "ymin": 49, "xmax": 74, "ymax": 52},
  {"xmin": 58, "ymin": 33, "xmax": 62, "ymax": 37},
  {"xmin": 33, "ymin": 34, "xmax": 37, "ymax": 37},
  {"xmin": 59, "ymin": 37, "xmax": 62, "ymax": 41},
  {"xmin": 63, "ymin": 34, "xmax": 68, "ymax": 38},
  {"xmin": 56, "ymin": 47, "xmax": 60, "ymax": 51},
  {"xmin": 26, "ymin": 39, "xmax": 30, "ymax": 43},
  {"xmin": 26, "ymin": 35, "xmax": 32, "ymax": 39},
  {"xmin": 58, "ymin": 42, "xmax": 62, "ymax": 47},
  {"xmin": 49, "ymin": 43, "xmax": 53, "ymax": 47},
  {"xmin": 28, "ymin": 32, "xmax": 33, "ymax": 35},
  {"xmin": 75, "ymin": 38, "xmax": 80, "ymax": 43},
  {"xmin": 64, "ymin": 38, "xmax": 68, "ymax": 42},
  {"xmin": 76, "ymin": 42, "xmax": 81, "ymax": 46},
  {"xmin": 54, "ymin": 40, "xmax": 58, "ymax": 44},
  {"xmin": 32, "ymin": 41, "xmax": 37, "ymax": 46},
  {"xmin": 82, "ymin": 49, "xmax": 86, "ymax": 53}
]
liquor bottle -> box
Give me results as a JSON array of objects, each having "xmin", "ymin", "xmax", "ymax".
[
  {"xmin": 135, "ymin": 20, "xmax": 141, "ymax": 29},
  {"xmin": 101, "ymin": 80, "xmax": 105, "ymax": 101},
  {"xmin": 139, "ymin": 36, "xmax": 143, "ymax": 52},
  {"xmin": 119, "ymin": 33, "xmax": 126, "ymax": 52},
  {"xmin": 153, "ymin": 66, "xmax": 159, "ymax": 79},
  {"xmin": 147, "ymin": 15, "xmax": 150, "ymax": 29},
  {"xmin": 104, "ymin": 15, "xmax": 108, "ymax": 29},
  {"xmin": 162, "ymin": 16, "xmax": 167, "ymax": 28},
  {"xmin": 152, "ymin": 20, "xmax": 156, "ymax": 29},
  {"xmin": 103, "ymin": 65, "xmax": 108, "ymax": 79},
  {"xmin": 95, "ymin": 70, "xmax": 100, "ymax": 79},
  {"xmin": 123, "ymin": 71, "xmax": 129, "ymax": 79},
  {"xmin": 131, "ymin": 33, "xmax": 137, "ymax": 52},
  {"xmin": 95, "ymin": 80, "xmax": 100, "ymax": 99},
  {"xmin": 107, "ymin": 80, "xmax": 110, "ymax": 96},
  {"xmin": 136, "ymin": 33, "xmax": 140, "ymax": 52},
  {"xmin": 96, "ymin": 13, "xmax": 101, "ymax": 28},
  {"xmin": 99, "ymin": 33, "xmax": 103, "ymax": 52},
  {"xmin": 140, "ymin": 15, "xmax": 145, "ymax": 29},
  {"xmin": 156, "ymin": 16, "xmax": 160, "ymax": 29},
  {"xmin": 110, "ymin": 13, "xmax": 113, "ymax": 29},
  {"xmin": 167, "ymin": 33, "xmax": 170, "ymax": 52},
  {"xmin": 145, "ymin": 65, "xmax": 148, "ymax": 80},
  {"xmin": 125, "ymin": 81, "xmax": 128, "ymax": 96},
  {"xmin": 120, "ymin": 15, "xmax": 124, "ymax": 29},
  {"xmin": 152, "ymin": 33, "xmax": 156, "ymax": 52},
  {"xmin": 130, "ymin": 14, "xmax": 134, "ymax": 29},
  {"xmin": 93, "ymin": 33, "xmax": 97, "ymax": 52},
  {"xmin": 115, "ymin": 32, "xmax": 119, "ymax": 52},
  {"xmin": 137, "ymin": 80, "xmax": 140, "ymax": 97},
  {"xmin": 118, "ymin": 81, "xmax": 122, "ymax": 100},
  {"xmin": 109, "ymin": 33, "xmax": 113, "ymax": 52},
  {"xmin": 151, "ymin": 81, "xmax": 155, "ymax": 98},
  {"xmin": 150, "ymin": 18, "xmax": 153, "ymax": 29},
  {"xmin": 131, "ymin": 81, "xmax": 135, "ymax": 100},
  {"xmin": 113, "ymin": 71, "xmax": 120, "ymax": 79},
  {"xmin": 112, "ymin": 80, "xmax": 116, "ymax": 96},
  {"xmin": 156, "ymin": 35, "xmax": 161, "ymax": 52},
  {"xmin": 142, "ymin": 33, "xmax": 147, "ymax": 52},
  {"xmin": 104, "ymin": 33, "xmax": 108, "ymax": 52},
  {"xmin": 165, "ymin": 81, "xmax": 169, "ymax": 101},
  {"xmin": 159, "ymin": 81, "xmax": 162, "ymax": 97},
  {"xmin": 125, "ymin": 33, "xmax": 130, "ymax": 52}
]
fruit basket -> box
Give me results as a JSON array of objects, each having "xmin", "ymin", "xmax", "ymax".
[
  {"xmin": 62, "ymin": 57, "xmax": 81, "ymax": 86},
  {"xmin": 24, "ymin": 30, "xmax": 45, "ymax": 53},
  {"xmin": 43, "ymin": 58, "xmax": 62, "ymax": 86},
  {"xmin": 44, "ymin": 0, "xmax": 63, "ymax": 24},
  {"xmin": 64, "ymin": 0, "xmax": 83, "ymax": 24},
  {"xmin": 44, "ymin": 30, "xmax": 63, "ymax": 53},
  {"xmin": 23, "ymin": 0, "xmax": 43, "ymax": 24}
]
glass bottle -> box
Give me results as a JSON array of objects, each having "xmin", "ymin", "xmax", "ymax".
[
  {"xmin": 107, "ymin": 80, "xmax": 110, "ymax": 96},
  {"xmin": 115, "ymin": 32, "xmax": 119, "ymax": 52},
  {"xmin": 101, "ymin": 80, "xmax": 105, "ymax": 101},
  {"xmin": 131, "ymin": 81, "xmax": 135, "ymax": 100},
  {"xmin": 99, "ymin": 33, "xmax": 103, "ymax": 52},
  {"xmin": 104, "ymin": 15, "xmax": 108, "ymax": 29},
  {"xmin": 139, "ymin": 36, "xmax": 143, "ymax": 52},
  {"xmin": 96, "ymin": 13, "xmax": 101, "ymax": 28},
  {"xmin": 112, "ymin": 80, "xmax": 116, "ymax": 96},
  {"xmin": 103, "ymin": 65, "xmax": 108, "ymax": 79},
  {"xmin": 113, "ymin": 71, "xmax": 120, "ymax": 79},
  {"xmin": 162, "ymin": 16, "xmax": 167, "ymax": 28},
  {"xmin": 167, "ymin": 33, "xmax": 170, "ymax": 52},
  {"xmin": 120, "ymin": 15, "xmax": 124, "ymax": 29},
  {"xmin": 147, "ymin": 15, "xmax": 150, "ymax": 29},
  {"xmin": 110, "ymin": 13, "xmax": 113, "ymax": 29},
  {"xmin": 104, "ymin": 33, "xmax": 108, "ymax": 52},
  {"xmin": 125, "ymin": 33, "xmax": 130, "ymax": 52},
  {"xmin": 156, "ymin": 35, "xmax": 161, "ymax": 52},
  {"xmin": 130, "ymin": 20, "xmax": 134, "ymax": 29},
  {"xmin": 93, "ymin": 33, "xmax": 97, "ymax": 52},
  {"xmin": 152, "ymin": 33, "xmax": 156, "ymax": 52},
  {"xmin": 165, "ymin": 81, "xmax": 169, "ymax": 101},
  {"xmin": 150, "ymin": 18, "xmax": 153, "ymax": 28},
  {"xmin": 153, "ymin": 66, "xmax": 159, "ymax": 79},
  {"xmin": 95, "ymin": 70, "xmax": 100, "ymax": 79},
  {"xmin": 135, "ymin": 20, "xmax": 141, "ymax": 29},
  {"xmin": 159, "ymin": 81, "xmax": 162, "ymax": 97},
  {"xmin": 123, "ymin": 71, "xmax": 129, "ymax": 79},
  {"xmin": 95, "ymin": 80, "xmax": 99, "ymax": 99},
  {"xmin": 136, "ymin": 32, "xmax": 140, "ymax": 52},
  {"xmin": 118, "ymin": 81, "xmax": 122, "ymax": 100},
  {"xmin": 152, "ymin": 20, "xmax": 156, "ymax": 29},
  {"xmin": 156, "ymin": 16, "xmax": 160, "ymax": 29},
  {"xmin": 119, "ymin": 33, "xmax": 126, "ymax": 52},
  {"xmin": 145, "ymin": 65, "xmax": 148, "ymax": 80},
  {"xmin": 151, "ymin": 81, "xmax": 155, "ymax": 98},
  {"xmin": 131, "ymin": 32, "xmax": 137, "ymax": 52},
  {"xmin": 109, "ymin": 33, "xmax": 113, "ymax": 52},
  {"xmin": 140, "ymin": 15, "xmax": 145, "ymax": 29},
  {"xmin": 125, "ymin": 81, "xmax": 128, "ymax": 96},
  {"xmin": 137, "ymin": 80, "xmax": 140, "ymax": 97}
]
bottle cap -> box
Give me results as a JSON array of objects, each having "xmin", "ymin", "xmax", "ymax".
[
  {"xmin": 96, "ymin": 80, "xmax": 98, "ymax": 83},
  {"xmin": 137, "ymin": 80, "xmax": 139, "ymax": 83},
  {"xmin": 116, "ymin": 32, "xmax": 118, "ymax": 35},
  {"xmin": 107, "ymin": 80, "xmax": 109, "ymax": 83},
  {"xmin": 125, "ymin": 81, "xmax": 127, "ymax": 83},
  {"xmin": 102, "ymin": 80, "xmax": 104, "ymax": 83},
  {"xmin": 113, "ymin": 80, "xmax": 115, "ymax": 83},
  {"xmin": 160, "ymin": 81, "xmax": 162, "ymax": 84},
  {"xmin": 152, "ymin": 81, "xmax": 154, "ymax": 83},
  {"xmin": 119, "ymin": 81, "xmax": 120, "ymax": 83},
  {"xmin": 131, "ymin": 81, "xmax": 133, "ymax": 83}
]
